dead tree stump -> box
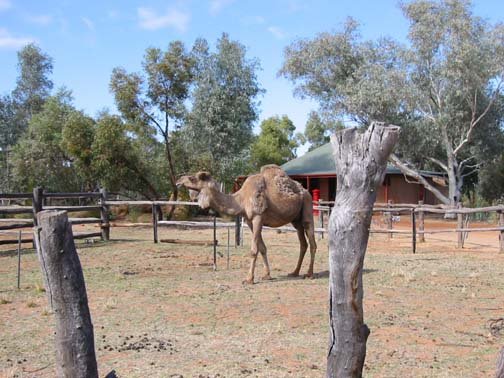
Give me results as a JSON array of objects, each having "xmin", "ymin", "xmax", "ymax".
[
  {"xmin": 327, "ymin": 123, "xmax": 400, "ymax": 378},
  {"xmin": 497, "ymin": 346, "xmax": 504, "ymax": 378},
  {"xmin": 35, "ymin": 210, "xmax": 98, "ymax": 378}
]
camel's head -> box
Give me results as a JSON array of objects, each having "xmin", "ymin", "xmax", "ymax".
[{"xmin": 176, "ymin": 172, "xmax": 219, "ymax": 207}]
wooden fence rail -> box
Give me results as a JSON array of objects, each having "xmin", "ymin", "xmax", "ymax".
[
  {"xmin": 1, "ymin": 191, "xmax": 502, "ymax": 254},
  {"xmin": 0, "ymin": 187, "xmax": 108, "ymax": 246},
  {"xmin": 317, "ymin": 200, "xmax": 504, "ymax": 253}
]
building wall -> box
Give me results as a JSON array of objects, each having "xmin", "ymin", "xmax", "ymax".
[
  {"xmin": 294, "ymin": 174, "xmax": 448, "ymax": 205},
  {"xmin": 319, "ymin": 178, "xmax": 330, "ymax": 201}
]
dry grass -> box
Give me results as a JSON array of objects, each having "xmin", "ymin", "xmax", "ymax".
[{"xmin": 0, "ymin": 222, "xmax": 503, "ymax": 377}]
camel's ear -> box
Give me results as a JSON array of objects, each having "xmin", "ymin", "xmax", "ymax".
[{"xmin": 196, "ymin": 172, "xmax": 211, "ymax": 181}]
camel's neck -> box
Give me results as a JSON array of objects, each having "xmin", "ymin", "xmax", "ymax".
[{"xmin": 206, "ymin": 187, "xmax": 243, "ymax": 216}]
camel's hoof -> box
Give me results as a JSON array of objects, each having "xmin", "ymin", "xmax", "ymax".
[
  {"xmin": 261, "ymin": 274, "xmax": 273, "ymax": 281},
  {"xmin": 287, "ymin": 271, "xmax": 300, "ymax": 277},
  {"xmin": 303, "ymin": 273, "xmax": 314, "ymax": 279},
  {"xmin": 242, "ymin": 278, "xmax": 254, "ymax": 285}
]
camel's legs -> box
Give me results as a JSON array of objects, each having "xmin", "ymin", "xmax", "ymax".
[
  {"xmin": 303, "ymin": 220, "xmax": 317, "ymax": 278},
  {"xmin": 257, "ymin": 234, "xmax": 272, "ymax": 280},
  {"xmin": 288, "ymin": 220, "xmax": 308, "ymax": 277},
  {"xmin": 244, "ymin": 217, "xmax": 263, "ymax": 284}
]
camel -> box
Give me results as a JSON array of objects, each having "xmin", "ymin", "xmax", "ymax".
[{"xmin": 176, "ymin": 164, "xmax": 317, "ymax": 284}]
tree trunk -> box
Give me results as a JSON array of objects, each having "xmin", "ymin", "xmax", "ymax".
[
  {"xmin": 164, "ymin": 135, "xmax": 178, "ymax": 220},
  {"xmin": 327, "ymin": 123, "xmax": 400, "ymax": 378},
  {"xmin": 35, "ymin": 210, "xmax": 98, "ymax": 378}
]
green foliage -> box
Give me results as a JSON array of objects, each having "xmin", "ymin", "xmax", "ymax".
[
  {"xmin": 110, "ymin": 41, "xmax": 195, "ymax": 198},
  {"xmin": 280, "ymin": 18, "xmax": 410, "ymax": 126},
  {"xmin": 478, "ymin": 153, "xmax": 504, "ymax": 203},
  {"xmin": 11, "ymin": 90, "xmax": 83, "ymax": 192},
  {"xmin": 0, "ymin": 95, "xmax": 16, "ymax": 150},
  {"xmin": 281, "ymin": 1, "xmax": 504, "ymax": 204},
  {"xmin": 184, "ymin": 34, "xmax": 263, "ymax": 185},
  {"xmin": 250, "ymin": 115, "xmax": 299, "ymax": 169},
  {"xmin": 11, "ymin": 43, "xmax": 53, "ymax": 135},
  {"xmin": 0, "ymin": 44, "xmax": 54, "ymax": 192},
  {"xmin": 61, "ymin": 110, "xmax": 96, "ymax": 189},
  {"xmin": 92, "ymin": 113, "xmax": 164, "ymax": 199},
  {"xmin": 304, "ymin": 111, "xmax": 345, "ymax": 150}
]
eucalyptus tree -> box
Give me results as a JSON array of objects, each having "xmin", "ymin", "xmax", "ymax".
[
  {"xmin": 91, "ymin": 113, "xmax": 163, "ymax": 199},
  {"xmin": 281, "ymin": 0, "xmax": 504, "ymax": 206},
  {"xmin": 185, "ymin": 34, "xmax": 262, "ymax": 186},
  {"xmin": 11, "ymin": 90, "xmax": 90, "ymax": 192},
  {"xmin": 11, "ymin": 43, "xmax": 53, "ymax": 136},
  {"xmin": 250, "ymin": 115, "xmax": 299, "ymax": 169},
  {"xmin": 0, "ymin": 44, "xmax": 53, "ymax": 190},
  {"xmin": 110, "ymin": 41, "xmax": 195, "ymax": 201},
  {"xmin": 304, "ymin": 111, "xmax": 345, "ymax": 151}
]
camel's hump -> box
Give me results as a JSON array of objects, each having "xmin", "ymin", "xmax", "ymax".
[
  {"xmin": 258, "ymin": 165, "xmax": 304, "ymax": 198},
  {"xmin": 260, "ymin": 164, "xmax": 283, "ymax": 174}
]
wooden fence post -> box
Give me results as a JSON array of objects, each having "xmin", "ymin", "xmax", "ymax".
[
  {"xmin": 99, "ymin": 188, "xmax": 110, "ymax": 241},
  {"xmin": 498, "ymin": 211, "xmax": 504, "ymax": 253},
  {"xmin": 386, "ymin": 200, "xmax": 393, "ymax": 240},
  {"xmin": 457, "ymin": 203, "xmax": 463, "ymax": 249},
  {"xmin": 35, "ymin": 210, "xmax": 98, "ymax": 378},
  {"xmin": 319, "ymin": 208, "xmax": 325, "ymax": 240},
  {"xmin": 418, "ymin": 200, "xmax": 425, "ymax": 243},
  {"xmin": 32, "ymin": 187, "xmax": 44, "ymax": 249},
  {"xmin": 32, "ymin": 187, "xmax": 43, "ymax": 225},
  {"xmin": 152, "ymin": 204, "xmax": 158, "ymax": 243},
  {"xmin": 327, "ymin": 124, "xmax": 400, "ymax": 377}
]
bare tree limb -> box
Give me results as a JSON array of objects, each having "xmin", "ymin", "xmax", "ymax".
[
  {"xmin": 428, "ymin": 157, "xmax": 449, "ymax": 173},
  {"xmin": 389, "ymin": 153, "xmax": 450, "ymax": 205}
]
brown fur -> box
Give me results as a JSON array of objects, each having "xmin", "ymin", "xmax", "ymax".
[{"xmin": 176, "ymin": 165, "xmax": 317, "ymax": 284}]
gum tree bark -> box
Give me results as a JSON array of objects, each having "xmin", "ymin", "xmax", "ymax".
[
  {"xmin": 35, "ymin": 210, "xmax": 98, "ymax": 378},
  {"xmin": 327, "ymin": 123, "xmax": 400, "ymax": 377}
]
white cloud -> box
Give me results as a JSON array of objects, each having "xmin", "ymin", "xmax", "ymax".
[
  {"xmin": 209, "ymin": 0, "xmax": 234, "ymax": 15},
  {"xmin": 82, "ymin": 17, "xmax": 95, "ymax": 31},
  {"xmin": 26, "ymin": 14, "xmax": 53, "ymax": 26},
  {"xmin": 137, "ymin": 7, "xmax": 190, "ymax": 32},
  {"xmin": 267, "ymin": 26, "xmax": 287, "ymax": 40},
  {"xmin": 0, "ymin": 28, "xmax": 35, "ymax": 49},
  {"xmin": 0, "ymin": 0, "xmax": 11, "ymax": 11}
]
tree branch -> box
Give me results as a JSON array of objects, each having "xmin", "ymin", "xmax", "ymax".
[
  {"xmin": 428, "ymin": 157, "xmax": 448, "ymax": 173},
  {"xmin": 141, "ymin": 109, "xmax": 166, "ymax": 138},
  {"xmin": 389, "ymin": 154, "xmax": 450, "ymax": 205},
  {"xmin": 453, "ymin": 75, "xmax": 504, "ymax": 156}
]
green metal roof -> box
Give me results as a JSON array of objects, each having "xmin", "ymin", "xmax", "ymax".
[
  {"xmin": 282, "ymin": 143, "xmax": 442, "ymax": 177},
  {"xmin": 282, "ymin": 143, "xmax": 336, "ymax": 175}
]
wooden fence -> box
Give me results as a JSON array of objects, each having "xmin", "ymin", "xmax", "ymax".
[
  {"xmin": 2, "ymin": 190, "xmax": 502, "ymax": 254},
  {"xmin": 0, "ymin": 187, "xmax": 109, "ymax": 245},
  {"xmin": 318, "ymin": 200, "xmax": 504, "ymax": 253}
]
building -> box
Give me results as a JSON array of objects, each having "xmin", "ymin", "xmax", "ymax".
[{"xmin": 280, "ymin": 143, "xmax": 447, "ymax": 205}]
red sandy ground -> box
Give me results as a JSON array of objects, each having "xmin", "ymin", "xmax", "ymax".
[{"xmin": 0, "ymin": 216, "xmax": 503, "ymax": 377}]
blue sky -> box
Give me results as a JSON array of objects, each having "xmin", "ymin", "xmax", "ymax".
[{"xmin": 0, "ymin": 0, "xmax": 502, "ymax": 153}]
